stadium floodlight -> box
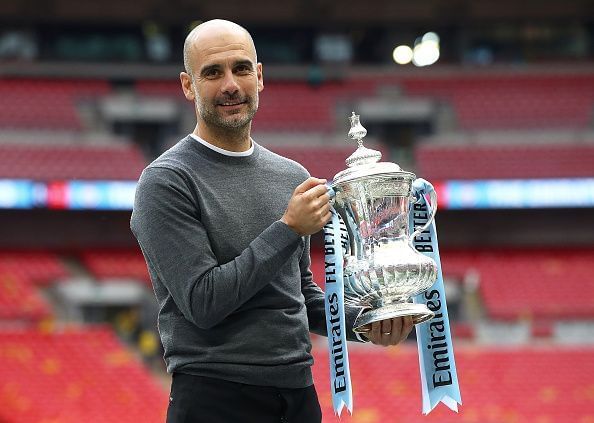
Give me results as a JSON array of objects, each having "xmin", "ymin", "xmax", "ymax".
[
  {"xmin": 392, "ymin": 45, "xmax": 414, "ymax": 65},
  {"xmin": 412, "ymin": 32, "xmax": 440, "ymax": 67}
]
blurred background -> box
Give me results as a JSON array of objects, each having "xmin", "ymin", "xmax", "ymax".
[{"xmin": 1, "ymin": 0, "xmax": 594, "ymax": 422}]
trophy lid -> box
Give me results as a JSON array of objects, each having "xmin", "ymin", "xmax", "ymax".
[{"xmin": 332, "ymin": 112, "xmax": 415, "ymax": 186}]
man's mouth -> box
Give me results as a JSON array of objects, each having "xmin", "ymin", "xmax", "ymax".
[{"xmin": 218, "ymin": 100, "xmax": 246, "ymax": 107}]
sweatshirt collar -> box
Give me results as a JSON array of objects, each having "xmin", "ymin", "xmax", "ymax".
[{"xmin": 189, "ymin": 133, "xmax": 254, "ymax": 157}]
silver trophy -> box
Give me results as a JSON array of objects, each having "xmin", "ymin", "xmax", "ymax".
[{"xmin": 330, "ymin": 113, "xmax": 438, "ymax": 333}]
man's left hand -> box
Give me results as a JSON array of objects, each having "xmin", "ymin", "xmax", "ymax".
[{"xmin": 360, "ymin": 316, "xmax": 414, "ymax": 346}]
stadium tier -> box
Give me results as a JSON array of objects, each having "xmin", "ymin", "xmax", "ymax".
[
  {"xmin": 416, "ymin": 143, "xmax": 594, "ymax": 181},
  {"xmin": 137, "ymin": 79, "xmax": 376, "ymax": 131},
  {"xmin": 401, "ymin": 74, "xmax": 594, "ymax": 130},
  {"xmin": 441, "ymin": 249, "xmax": 594, "ymax": 320},
  {"xmin": 0, "ymin": 273, "xmax": 51, "ymax": 321},
  {"xmin": 1, "ymin": 73, "xmax": 592, "ymax": 133},
  {"xmin": 0, "ymin": 144, "xmax": 147, "ymax": 180},
  {"xmin": 311, "ymin": 344, "xmax": 594, "ymax": 423},
  {"xmin": 0, "ymin": 79, "xmax": 111, "ymax": 130},
  {"xmin": 0, "ymin": 252, "xmax": 68, "ymax": 321},
  {"xmin": 267, "ymin": 145, "xmax": 389, "ymax": 180},
  {"xmin": 80, "ymin": 249, "xmax": 151, "ymax": 287},
  {"xmin": 0, "ymin": 326, "xmax": 168, "ymax": 423},
  {"xmin": 312, "ymin": 248, "xmax": 594, "ymax": 321},
  {"xmin": 0, "ymin": 251, "xmax": 69, "ymax": 286}
]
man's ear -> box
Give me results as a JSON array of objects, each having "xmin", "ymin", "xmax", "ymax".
[
  {"xmin": 257, "ymin": 63, "xmax": 264, "ymax": 92},
  {"xmin": 180, "ymin": 72, "xmax": 195, "ymax": 101}
]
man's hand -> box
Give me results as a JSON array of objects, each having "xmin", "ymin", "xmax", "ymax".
[
  {"xmin": 360, "ymin": 316, "xmax": 414, "ymax": 346},
  {"xmin": 281, "ymin": 177, "xmax": 331, "ymax": 236}
]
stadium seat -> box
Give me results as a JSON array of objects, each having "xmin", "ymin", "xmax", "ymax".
[
  {"xmin": 440, "ymin": 249, "xmax": 594, "ymax": 320},
  {"xmin": 0, "ymin": 79, "xmax": 111, "ymax": 130},
  {"xmin": 0, "ymin": 144, "xmax": 147, "ymax": 180},
  {"xmin": 0, "ymin": 326, "xmax": 167, "ymax": 423},
  {"xmin": 80, "ymin": 249, "xmax": 151, "ymax": 287},
  {"xmin": 311, "ymin": 344, "xmax": 594, "ymax": 422},
  {"xmin": 416, "ymin": 143, "xmax": 594, "ymax": 180},
  {"xmin": 401, "ymin": 74, "xmax": 594, "ymax": 130}
]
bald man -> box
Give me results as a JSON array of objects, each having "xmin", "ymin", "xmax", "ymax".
[{"xmin": 131, "ymin": 19, "xmax": 413, "ymax": 422}]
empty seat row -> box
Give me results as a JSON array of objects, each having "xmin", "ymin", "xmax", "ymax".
[
  {"xmin": 0, "ymin": 327, "xmax": 167, "ymax": 423},
  {"xmin": 0, "ymin": 144, "xmax": 147, "ymax": 180},
  {"xmin": 416, "ymin": 143, "xmax": 594, "ymax": 180}
]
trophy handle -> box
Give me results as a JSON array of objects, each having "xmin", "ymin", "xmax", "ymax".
[{"xmin": 409, "ymin": 188, "xmax": 437, "ymax": 246}]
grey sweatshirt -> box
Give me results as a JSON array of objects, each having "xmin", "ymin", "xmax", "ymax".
[{"xmin": 130, "ymin": 135, "xmax": 361, "ymax": 389}]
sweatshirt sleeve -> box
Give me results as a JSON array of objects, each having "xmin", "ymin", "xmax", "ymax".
[
  {"xmin": 299, "ymin": 236, "xmax": 365, "ymax": 342},
  {"xmin": 130, "ymin": 166, "xmax": 302, "ymax": 330}
]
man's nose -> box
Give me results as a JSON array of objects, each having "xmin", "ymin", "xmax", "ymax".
[{"xmin": 221, "ymin": 72, "xmax": 240, "ymax": 95}]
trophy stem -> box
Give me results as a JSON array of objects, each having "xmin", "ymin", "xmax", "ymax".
[{"xmin": 353, "ymin": 303, "xmax": 435, "ymax": 333}]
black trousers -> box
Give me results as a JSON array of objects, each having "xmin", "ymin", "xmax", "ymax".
[{"xmin": 166, "ymin": 373, "xmax": 323, "ymax": 423}]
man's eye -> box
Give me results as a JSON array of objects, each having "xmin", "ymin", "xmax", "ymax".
[
  {"xmin": 204, "ymin": 69, "xmax": 220, "ymax": 78},
  {"xmin": 236, "ymin": 65, "xmax": 251, "ymax": 74}
]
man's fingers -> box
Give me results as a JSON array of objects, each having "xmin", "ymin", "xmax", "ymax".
[
  {"xmin": 390, "ymin": 318, "xmax": 403, "ymax": 345},
  {"xmin": 380, "ymin": 319, "xmax": 392, "ymax": 346},
  {"xmin": 398, "ymin": 316, "xmax": 413, "ymax": 344},
  {"xmin": 294, "ymin": 177, "xmax": 327, "ymax": 194},
  {"xmin": 370, "ymin": 321, "xmax": 381, "ymax": 341},
  {"xmin": 303, "ymin": 184, "xmax": 330, "ymax": 201}
]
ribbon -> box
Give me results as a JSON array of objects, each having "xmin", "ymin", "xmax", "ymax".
[
  {"xmin": 323, "ymin": 209, "xmax": 353, "ymax": 416},
  {"xmin": 410, "ymin": 178, "xmax": 462, "ymax": 414}
]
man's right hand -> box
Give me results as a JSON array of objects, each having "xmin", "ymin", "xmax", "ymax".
[{"xmin": 281, "ymin": 177, "xmax": 332, "ymax": 236}]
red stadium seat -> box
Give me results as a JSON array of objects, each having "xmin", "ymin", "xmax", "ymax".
[
  {"xmin": 0, "ymin": 79, "xmax": 111, "ymax": 130},
  {"xmin": 416, "ymin": 143, "xmax": 594, "ymax": 180},
  {"xmin": 0, "ymin": 144, "xmax": 147, "ymax": 180},
  {"xmin": 440, "ymin": 249, "xmax": 594, "ymax": 320},
  {"xmin": 0, "ymin": 251, "xmax": 68, "ymax": 286},
  {"xmin": 401, "ymin": 74, "xmax": 594, "ymax": 130},
  {"xmin": 80, "ymin": 249, "xmax": 151, "ymax": 287},
  {"xmin": 0, "ymin": 326, "xmax": 168, "ymax": 423},
  {"xmin": 266, "ymin": 145, "xmax": 389, "ymax": 181},
  {"xmin": 0, "ymin": 273, "xmax": 51, "ymax": 321},
  {"xmin": 311, "ymin": 343, "xmax": 594, "ymax": 422}
]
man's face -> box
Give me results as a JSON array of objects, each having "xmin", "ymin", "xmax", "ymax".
[{"xmin": 186, "ymin": 30, "xmax": 263, "ymax": 133}]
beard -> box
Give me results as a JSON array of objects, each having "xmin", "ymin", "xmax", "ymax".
[{"xmin": 195, "ymin": 91, "xmax": 259, "ymax": 132}]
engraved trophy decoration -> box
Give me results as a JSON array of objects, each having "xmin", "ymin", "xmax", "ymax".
[{"xmin": 330, "ymin": 112, "xmax": 438, "ymax": 332}]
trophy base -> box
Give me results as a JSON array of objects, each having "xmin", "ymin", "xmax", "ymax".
[{"xmin": 353, "ymin": 303, "xmax": 435, "ymax": 334}]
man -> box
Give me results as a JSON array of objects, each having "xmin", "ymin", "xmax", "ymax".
[{"xmin": 131, "ymin": 19, "xmax": 413, "ymax": 423}]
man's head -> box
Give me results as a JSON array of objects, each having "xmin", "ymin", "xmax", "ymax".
[{"xmin": 180, "ymin": 19, "xmax": 263, "ymax": 140}]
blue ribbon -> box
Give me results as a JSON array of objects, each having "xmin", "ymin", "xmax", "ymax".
[
  {"xmin": 323, "ymin": 209, "xmax": 353, "ymax": 416},
  {"xmin": 410, "ymin": 178, "xmax": 462, "ymax": 414}
]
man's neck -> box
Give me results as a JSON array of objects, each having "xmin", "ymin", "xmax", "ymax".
[{"xmin": 194, "ymin": 123, "xmax": 252, "ymax": 153}]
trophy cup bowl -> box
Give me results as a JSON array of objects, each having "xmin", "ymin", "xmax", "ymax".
[{"xmin": 331, "ymin": 113, "xmax": 438, "ymax": 333}]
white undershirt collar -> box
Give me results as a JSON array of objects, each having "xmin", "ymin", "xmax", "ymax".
[{"xmin": 190, "ymin": 134, "xmax": 254, "ymax": 157}]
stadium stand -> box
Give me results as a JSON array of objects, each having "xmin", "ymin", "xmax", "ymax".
[
  {"xmin": 267, "ymin": 145, "xmax": 389, "ymax": 180},
  {"xmin": 400, "ymin": 74, "xmax": 594, "ymax": 130},
  {"xmin": 0, "ymin": 252, "xmax": 68, "ymax": 321},
  {"xmin": 0, "ymin": 326, "xmax": 168, "ymax": 423},
  {"xmin": 311, "ymin": 345, "xmax": 594, "ymax": 423},
  {"xmin": 0, "ymin": 251, "xmax": 68, "ymax": 286},
  {"xmin": 416, "ymin": 143, "xmax": 594, "ymax": 181},
  {"xmin": 80, "ymin": 249, "xmax": 151, "ymax": 287},
  {"xmin": 0, "ymin": 79, "xmax": 111, "ymax": 130},
  {"xmin": 0, "ymin": 143, "xmax": 147, "ymax": 180},
  {"xmin": 136, "ymin": 79, "xmax": 377, "ymax": 132},
  {"xmin": 441, "ymin": 248, "xmax": 594, "ymax": 320},
  {"xmin": 0, "ymin": 273, "xmax": 51, "ymax": 321}
]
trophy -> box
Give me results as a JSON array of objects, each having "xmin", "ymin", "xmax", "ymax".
[{"xmin": 330, "ymin": 113, "xmax": 439, "ymax": 332}]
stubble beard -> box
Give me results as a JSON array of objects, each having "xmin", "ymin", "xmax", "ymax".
[{"xmin": 195, "ymin": 92, "xmax": 259, "ymax": 135}]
